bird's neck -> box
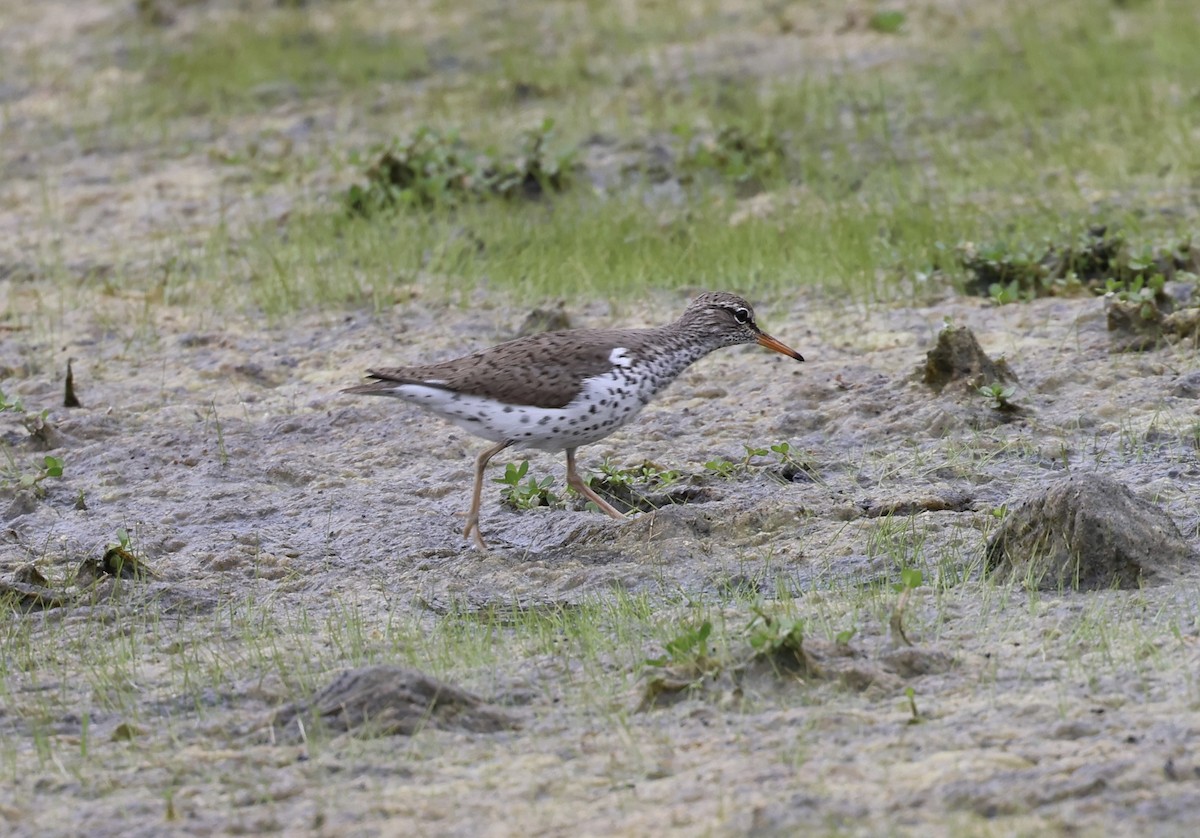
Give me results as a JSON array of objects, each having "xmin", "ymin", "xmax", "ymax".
[{"xmin": 636, "ymin": 324, "xmax": 726, "ymax": 379}]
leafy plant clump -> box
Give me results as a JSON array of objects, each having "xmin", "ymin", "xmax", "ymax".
[
  {"xmin": 585, "ymin": 458, "xmax": 691, "ymax": 513},
  {"xmin": 638, "ymin": 618, "xmax": 722, "ymax": 709},
  {"xmin": 978, "ymin": 383, "xmax": 1019, "ymax": 413},
  {"xmin": 868, "ymin": 11, "xmax": 907, "ymax": 33},
  {"xmin": 705, "ymin": 442, "xmax": 819, "ymax": 484},
  {"xmin": 343, "ymin": 120, "xmax": 577, "ymax": 216},
  {"xmin": 674, "ymin": 123, "xmax": 789, "ymax": 192},
  {"xmin": 646, "ymin": 619, "xmax": 715, "ymax": 670},
  {"xmin": 493, "ymin": 460, "xmax": 560, "ymax": 511},
  {"xmin": 1105, "ymin": 272, "xmax": 1165, "ymax": 320},
  {"xmin": 747, "ymin": 607, "xmax": 816, "ymax": 674},
  {"xmin": 957, "ymin": 226, "xmax": 1198, "ymax": 303},
  {"xmin": 0, "ymin": 389, "xmax": 64, "ymax": 496}
]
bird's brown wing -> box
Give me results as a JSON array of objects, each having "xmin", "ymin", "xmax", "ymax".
[{"xmin": 345, "ymin": 329, "xmax": 631, "ymax": 409}]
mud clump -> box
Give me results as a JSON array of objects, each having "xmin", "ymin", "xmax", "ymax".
[
  {"xmin": 514, "ymin": 302, "xmax": 571, "ymax": 337},
  {"xmin": 986, "ymin": 473, "xmax": 1197, "ymax": 590},
  {"xmin": 271, "ymin": 666, "xmax": 519, "ymax": 741},
  {"xmin": 922, "ymin": 325, "xmax": 1016, "ymax": 394},
  {"xmin": 1107, "ymin": 298, "xmax": 1165, "ymax": 353},
  {"xmin": 0, "ymin": 563, "xmax": 63, "ymax": 610},
  {"xmin": 638, "ymin": 631, "xmax": 956, "ymax": 711}
]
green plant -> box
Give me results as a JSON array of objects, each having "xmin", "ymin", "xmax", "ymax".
[
  {"xmin": 894, "ymin": 567, "xmax": 925, "ymax": 594},
  {"xmin": 594, "ymin": 458, "xmax": 681, "ymax": 490},
  {"xmin": 207, "ymin": 402, "xmax": 229, "ymax": 467},
  {"xmin": 582, "ymin": 458, "xmax": 684, "ymax": 513},
  {"xmin": 99, "ymin": 527, "xmax": 153, "ymax": 579},
  {"xmin": 768, "ymin": 441, "xmax": 821, "ymax": 483},
  {"xmin": 904, "ymin": 686, "xmax": 922, "ymax": 724},
  {"xmin": 958, "ymin": 240, "xmax": 1048, "ymax": 297},
  {"xmin": 1105, "ymin": 271, "xmax": 1165, "ymax": 319},
  {"xmin": 988, "ymin": 279, "xmax": 1023, "ymax": 305},
  {"xmin": 493, "ymin": 460, "xmax": 560, "ymax": 510},
  {"xmin": 890, "ymin": 568, "xmax": 925, "ymax": 646},
  {"xmin": 0, "ymin": 390, "xmax": 65, "ymax": 495},
  {"xmin": 343, "ymin": 120, "xmax": 575, "ymax": 216},
  {"xmin": 0, "ymin": 390, "xmax": 24, "ymax": 413},
  {"xmin": 978, "ymin": 383, "xmax": 1018, "ymax": 412},
  {"xmin": 705, "ymin": 442, "xmax": 817, "ymax": 482},
  {"xmin": 747, "ymin": 607, "xmax": 805, "ymax": 659},
  {"xmin": 742, "ymin": 444, "xmax": 769, "ymax": 466},
  {"xmin": 704, "ymin": 457, "xmax": 738, "ymax": 479},
  {"xmin": 645, "ymin": 619, "xmax": 717, "ymax": 673},
  {"xmin": 869, "ymin": 11, "xmax": 907, "ymax": 34},
  {"xmin": 675, "ymin": 123, "xmax": 788, "ymax": 190},
  {"xmin": 963, "ymin": 228, "xmax": 1194, "ymax": 302}
]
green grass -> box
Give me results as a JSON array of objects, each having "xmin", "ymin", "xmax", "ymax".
[
  {"xmin": 10, "ymin": 0, "xmax": 1193, "ymax": 318},
  {"xmin": 4, "ymin": 553, "xmax": 1199, "ymax": 835},
  {"xmin": 3, "ymin": 566, "xmax": 1194, "ymax": 758},
  {"xmin": 126, "ymin": 12, "xmax": 430, "ymax": 119},
  {"xmin": 201, "ymin": 193, "xmax": 917, "ymax": 314},
  {"xmin": 103, "ymin": 0, "xmax": 1191, "ymax": 317}
]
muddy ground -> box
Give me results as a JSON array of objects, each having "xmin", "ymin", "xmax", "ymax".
[
  {"xmin": 3, "ymin": 1, "xmax": 1200, "ymax": 836},
  {"xmin": 2, "ymin": 284, "xmax": 1199, "ymax": 836}
]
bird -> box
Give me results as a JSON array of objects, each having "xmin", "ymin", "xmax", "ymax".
[{"xmin": 345, "ymin": 291, "xmax": 804, "ymax": 549}]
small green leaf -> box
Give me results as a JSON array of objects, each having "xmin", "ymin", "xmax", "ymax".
[{"xmin": 869, "ymin": 11, "xmax": 906, "ymax": 33}]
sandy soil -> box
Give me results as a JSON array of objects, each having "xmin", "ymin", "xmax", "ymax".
[
  {"xmin": 2, "ymin": 2, "xmax": 1200, "ymax": 836},
  {"xmin": 1, "ymin": 284, "xmax": 1198, "ymax": 836}
]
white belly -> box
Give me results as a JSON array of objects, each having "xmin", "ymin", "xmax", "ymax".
[{"xmin": 385, "ymin": 366, "xmax": 658, "ymax": 452}]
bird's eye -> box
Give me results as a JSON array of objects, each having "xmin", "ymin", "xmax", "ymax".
[{"xmin": 733, "ymin": 307, "xmax": 751, "ymax": 324}]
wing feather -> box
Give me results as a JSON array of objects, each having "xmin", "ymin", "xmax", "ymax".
[{"xmin": 344, "ymin": 329, "xmax": 636, "ymax": 409}]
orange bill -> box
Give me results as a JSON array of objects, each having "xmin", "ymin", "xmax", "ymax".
[{"xmin": 756, "ymin": 332, "xmax": 804, "ymax": 362}]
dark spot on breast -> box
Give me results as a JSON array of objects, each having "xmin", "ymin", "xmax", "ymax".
[
  {"xmin": 503, "ymin": 406, "xmax": 514, "ymax": 413},
  {"xmin": 520, "ymin": 416, "xmax": 530, "ymax": 424}
]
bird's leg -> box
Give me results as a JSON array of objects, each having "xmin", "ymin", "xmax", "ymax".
[
  {"xmin": 565, "ymin": 448, "xmax": 626, "ymax": 520},
  {"xmin": 465, "ymin": 439, "xmax": 513, "ymax": 550}
]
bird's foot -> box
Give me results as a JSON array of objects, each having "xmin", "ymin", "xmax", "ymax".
[{"xmin": 463, "ymin": 519, "xmax": 490, "ymax": 551}]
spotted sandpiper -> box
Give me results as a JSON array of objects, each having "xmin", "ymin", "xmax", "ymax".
[{"xmin": 346, "ymin": 291, "xmax": 803, "ymax": 549}]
